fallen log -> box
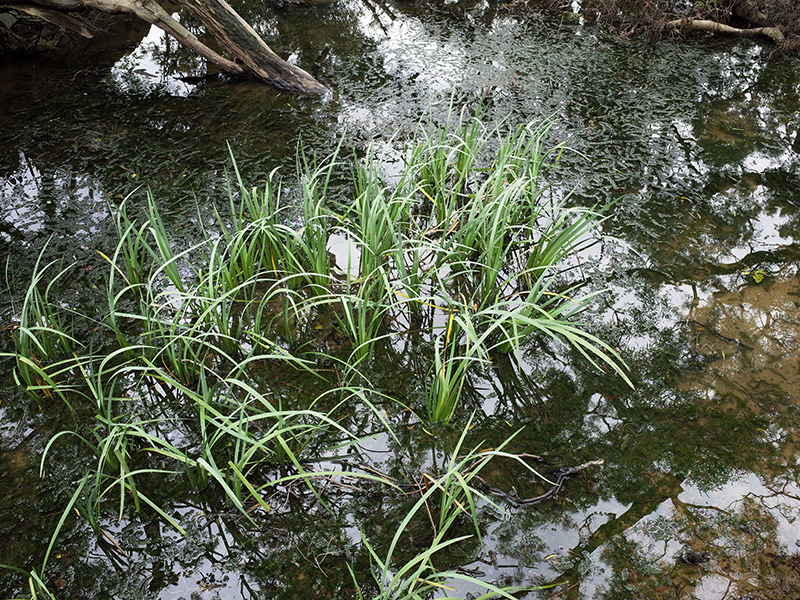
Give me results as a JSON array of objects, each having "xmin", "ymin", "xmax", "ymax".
[{"xmin": 0, "ymin": 0, "xmax": 328, "ymax": 93}]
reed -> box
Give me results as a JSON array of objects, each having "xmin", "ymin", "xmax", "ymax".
[
  {"xmin": 353, "ymin": 415, "xmax": 548, "ymax": 600},
  {"xmin": 5, "ymin": 114, "xmax": 633, "ymax": 599},
  {"xmin": 336, "ymin": 273, "xmax": 394, "ymax": 366},
  {"xmin": 10, "ymin": 245, "xmax": 87, "ymax": 408},
  {"xmin": 109, "ymin": 197, "xmax": 151, "ymax": 289},
  {"xmin": 143, "ymin": 190, "xmax": 187, "ymax": 293},
  {"xmin": 350, "ymin": 146, "xmax": 415, "ymax": 279},
  {"xmin": 408, "ymin": 109, "xmax": 486, "ymax": 231},
  {"xmin": 295, "ymin": 142, "xmax": 344, "ymax": 293},
  {"xmin": 426, "ymin": 308, "xmax": 484, "ymax": 423}
]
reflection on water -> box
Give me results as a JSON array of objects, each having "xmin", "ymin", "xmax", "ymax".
[
  {"xmin": 1, "ymin": 0, "xmax": 800, "ymax": 598},
  {"xmin": 686, "ymin": 276, "xmax": 800, "ymax": 400},
  {"xmin": 0, "ymin": 152, "xmax": 108, "ymax": 242},
  {"xmin": 109, "ymin": 25, "xmax": 206, "ymax": 97}
]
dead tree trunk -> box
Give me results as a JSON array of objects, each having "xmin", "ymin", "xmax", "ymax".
[{"xmin": 0, "ymin": 0, "xmax": 328, "ymax": 93}]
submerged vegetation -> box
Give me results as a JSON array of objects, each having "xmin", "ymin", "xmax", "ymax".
[{"xmin": 1, "ymin": 114, "xmax": 628, "ymax": 599}]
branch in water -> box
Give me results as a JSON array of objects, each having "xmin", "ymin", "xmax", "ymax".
[{"xmin": 664, "ymin": 18, "xmax": 785, "ymax": 44}]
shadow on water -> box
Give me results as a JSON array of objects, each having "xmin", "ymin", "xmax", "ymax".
[{"xmin": 1, "ymin": 0, "xmax": 800, "ymax": 598}]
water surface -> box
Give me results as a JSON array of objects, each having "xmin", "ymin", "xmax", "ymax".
[{"xmin": 1, "ymin": 1, "xmax": 800, "ymax": 598}]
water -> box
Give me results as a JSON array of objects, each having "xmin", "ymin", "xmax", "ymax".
[{"xmin": 1, "ymin": 1, "xmax": 800, "ymax": 598}]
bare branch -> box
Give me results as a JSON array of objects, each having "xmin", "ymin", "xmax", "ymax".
[{"xmin": 664, "ymin": 18, "xmax": 785, "ymax": 44}]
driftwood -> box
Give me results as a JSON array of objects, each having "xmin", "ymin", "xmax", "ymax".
[
  {"xmin": 0, "ymin": 0, "xmax": 328, "ymax": 93},
  {"xmin": 663, "ymin": 0, "xmax": 789, "ymax": 46},
  {"xmin": 664, "ymin": 18, "xmax": 785, "ymax": 45}
]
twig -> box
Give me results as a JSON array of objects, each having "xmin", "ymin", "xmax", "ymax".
[
  {"xmin": 683, "ymin": 319, "xmax": 753, "ymax": 350},
  {"xmin": 477, "ymin": 459, "xmax": 605, "ymax": 505},
  {"xmin": 547, "ymin": 582, "xmax": 580, "ymax": 599}
]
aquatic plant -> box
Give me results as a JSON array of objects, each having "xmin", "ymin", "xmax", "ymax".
[
  {"xmin": 352, "ymin": 415, "xmax": 552, "ymax": 600},
  {"xmin": 9, "ymin": 244, "xmax": 88, "ymax": 411},
  {"xmin": 2, "ymin": 114, "xmax": 630, "ymax": 599}
]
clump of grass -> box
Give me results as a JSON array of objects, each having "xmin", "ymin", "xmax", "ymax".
[
  {"xmin": 9, "ymin": 243, "xmax": 88, "ymax": 411},
  {"xmin": 4, "ymin": 113, "xmax": 630, "ymax": 600}
]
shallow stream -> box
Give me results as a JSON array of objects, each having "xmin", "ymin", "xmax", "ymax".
[{"xmin": 1, "ymin": 2, "xmax": 800, "ymax": 599}]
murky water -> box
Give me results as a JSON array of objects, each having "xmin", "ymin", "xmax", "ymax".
[{"xmin": 1, "ymin": 1, "xmax": 800, "ymax": 598}]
